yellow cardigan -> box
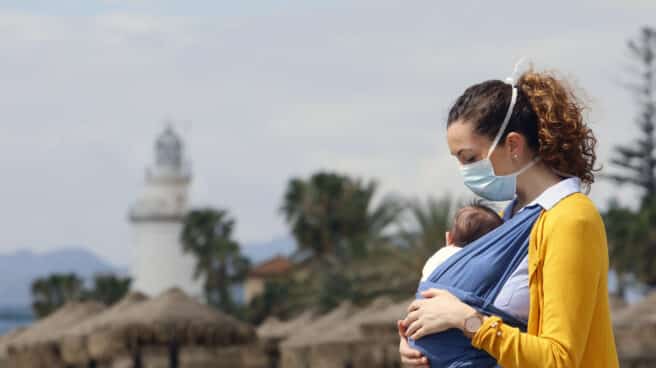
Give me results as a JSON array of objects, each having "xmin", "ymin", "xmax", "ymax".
[{"xmin": 471, "ymin": 193, "xmax": 619, "ymax": 367}]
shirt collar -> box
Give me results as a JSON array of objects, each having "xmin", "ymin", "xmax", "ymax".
[
  {"xmin": 526, "ymin": 177, "xmax": 581, "ymax": 210},
  {"xmin": 505, "ymin": 177, "xmax": 581, "ymax": 220}
]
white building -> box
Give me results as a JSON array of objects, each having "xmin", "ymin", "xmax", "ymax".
[{"xmin": 129, "ymin": 125, "xmax": 203, "ymax": 298}]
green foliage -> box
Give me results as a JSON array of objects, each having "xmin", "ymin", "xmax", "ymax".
[
  {"xmin": 83, "ymin": 274, "xmax": 132, "ymax": 306},
  {"xmin": 252, "ymin": 174, "xmax": 458, "ymax": 322},
  {"xmin": 317, "ymin": 270, "xmax": 356, "ymax": 312},
  {"xmin": 280, "ymin": 171, "xmax": 402, "ymax": 264},
  {"xmin": 31, "ymin": 273, "xmax": 84, "ymax": 318},
  {"xmin": 31, "ymin": 273, "xmax": 131, "ymax": 319},
  {"xmin": 398, "ymin": 196, "xmax": 453, "ymax": 254},
  {"xmin": 247, "ymin": 279, "xmax": 293, "ymax": 324},
  {"xmin": 603, "ymin": 27, "xmax": 656, "ymax": 291},
  {"xmin": 605, "ymin": 198, "xmax": 656, "ymax": 288},
  {"xmin": 181, "ymin": 208, "xmax": 251, "ymax": 315},
  {"xmin": 604, "ymin": 27, "xmax": 656, "ymax": 207}
]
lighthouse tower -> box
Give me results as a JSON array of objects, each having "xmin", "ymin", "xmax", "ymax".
[{"xmin": 129, "ymin": 125, "xmax": 202, "ymax": 298}]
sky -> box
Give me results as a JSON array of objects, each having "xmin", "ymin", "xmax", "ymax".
[{"xmin": 0, "ymin": 0, "xmax": 654, "ymax": 267}]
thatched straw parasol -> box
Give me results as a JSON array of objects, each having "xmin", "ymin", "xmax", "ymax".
[
  {"xmin": 59, "ymin": 291, "xmax": 148, "ymax": 365},
  {"xmin": 358, "ymin": 297, "xmax": 413, "ymax": 336},
  {"xmin": 280, "ymin": 301, "xmax": 357, "ymax": 349},
  {"xmin": 302, "ymin": 297, "xmax": 393, "ymax": 346},
  {"xmin": 0, "ymin": 327, "xmax": 27, "ymax": 362},
  {"xmin": 256, "ymin": 310, "xmax": 315, "ymax": 342},
  {"xmin": 280, "ymin": 301, "xmax": 359, "ymax": 368},
  {"xmin": 85, "ymin": 287, "xmax": 255, "ymax": 362},
  {"xmin": 7, "ymin": 301, "xmax": 106, "ymax": 368},
  {"xmin": 613, "ymin": 292, "xmax": 656, "ymax": 325},
  {"xmin": 609, "ymin": 293, "xmax": 627, "ymax": 316},
  {"xmin": 613, "ymin": 292, "xmax": 656, "ymax": 364}
]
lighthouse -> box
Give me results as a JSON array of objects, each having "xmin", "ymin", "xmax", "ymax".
[{"xmin": 129, "ymin": 125, "xmax": 202, "ymax": 298}]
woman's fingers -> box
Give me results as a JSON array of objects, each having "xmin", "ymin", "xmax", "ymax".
[
  {"xmin": 397, "ymin": 320, "xmax": 407, "ymax": 337},
  {"xmin": 401, "ymin": 354, "xmax": 429, "ymax": 367},
  {"xmin": 401, "ymin": 356, "xmax": 429, "ymax": 367},
  {"xmin": 407, "ymin": 299, "xmax": 422, "ymax": 313},
  {"xmin": 405, "ymin": 319, "xmax": 422, "ymax": 337},
  {"xmin": 420, "ymin": 288, "xmax": 445, "ymax": 298},
  {"xmin": 399, "ymin": 343, "xmax": 422, "ymax": 358},
  {"xmin": 403, "ymin": 310, "xmax": 420, "ymax": 329},
  {"xmin": 410, "ymin": 326, "xmax": 427, "ymax": 341},
  {"xmin": 399, "ymin": 331, "xmax": 429, "ymax": 367}
]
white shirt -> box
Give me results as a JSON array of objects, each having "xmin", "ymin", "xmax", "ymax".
[
  {"xmin": 420, "ymin": 245, "xmax": 462, "ymax": 281},
  {"xmin": 492, "ymin": 177, "xmax": 581, "ymax": 322}
]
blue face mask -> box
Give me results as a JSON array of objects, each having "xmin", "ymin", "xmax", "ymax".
[{"xmin": 459, "ymin": 84, "xmax": 540, "ymax": 201}]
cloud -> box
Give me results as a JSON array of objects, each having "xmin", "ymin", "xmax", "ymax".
[{"xmin": 0, "ymin": 2, "xmax": 650, "ymax": 266}]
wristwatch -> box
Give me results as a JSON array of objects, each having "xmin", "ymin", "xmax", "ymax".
[{"xmin": 463, "ymin": 311, "xmax": 485, "ymax": 338}]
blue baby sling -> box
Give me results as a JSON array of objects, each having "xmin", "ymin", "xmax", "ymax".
[{"xmin": 408, "ymin": 202, "xmax": 543, "ymax": 368}]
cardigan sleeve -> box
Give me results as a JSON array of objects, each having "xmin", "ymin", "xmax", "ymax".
[{"xmin": 471, "ymin": 208, "xmax": 604, "ymax": 367}]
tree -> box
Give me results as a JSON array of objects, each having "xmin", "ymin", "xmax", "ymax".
[
  {"xmin": 31, "ymin": 273, "xmax": 84, "ymax": 318},
  {"xmin": 85, "ymin": 274, "xmax": 132, "ymax": 306},
  {"xmin": 604, "ymin": 26, "xmax": 656, "ymax": 291},
  {"xmin": 31, "ymin": 273, "xmax": 131, "ymax": 319},
  {"xmin": 280, "ymin": 171, "xmax": 402, "ymax": 265},
  {"xmin": 181, "ymin": 208, "xmax": 251, "ymax": 314},
  {"xmin": 605, "ymin": 27, "xmax": 656, "ymax": 207},
  {"xmin": 247, "ymin": 279, "xmax": 293, "ymax": 324},
  {"xmin": 397, "ymin": 196, "xmax": 453, "ymax": 254},
  {"xmin": 605, "ymin": 197, "xmax": 656, "ymax": 288}
]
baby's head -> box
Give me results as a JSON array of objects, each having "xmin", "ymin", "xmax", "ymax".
[{"xmin": 448, "ymin": 201, "xmax": 503, "ymax": 247}]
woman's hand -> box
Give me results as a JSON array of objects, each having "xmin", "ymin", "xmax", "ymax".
[
  {"xmin": 398, "ymin": 320, "xmax": 430, "ymax": 367},
  {"xmin": 402, "ymin": 288, "xmax": 476, "ymax": 340}
]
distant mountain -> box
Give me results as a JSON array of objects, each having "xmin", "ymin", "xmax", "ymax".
[
  {"xmin": 0, "ymin": 237, "xmax": 295, "ymax": 309},
  {"xmin": 0, "ymin": 248, "xmax": 126, "ymax": 307},
  {"xmin": 242, "ymin": 235, "xmax": 296, "ymax": 264}
]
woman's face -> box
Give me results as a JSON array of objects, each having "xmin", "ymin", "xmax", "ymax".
[{"xmin": 446, "ymin": 119, "xmax": 517, "ymax": 176}]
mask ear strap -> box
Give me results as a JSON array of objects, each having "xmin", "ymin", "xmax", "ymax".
[
  {"xmin": 514, "ymin": 156, "xmax": 541, "ymax": 176},
  {"xmin": 486, "ymin": 86, "xmax": 517, "ymax": 159}
]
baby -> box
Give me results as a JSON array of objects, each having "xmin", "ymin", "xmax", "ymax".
[{"xmin": 421, "ymin": 202, "xmax": 503, "ymax": 281}]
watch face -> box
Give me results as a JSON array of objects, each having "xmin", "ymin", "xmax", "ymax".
[{"xmin": 465, "ymin": 316, "xmax": 482, "ymax": 333}]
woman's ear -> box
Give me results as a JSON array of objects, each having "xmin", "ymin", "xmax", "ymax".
[{"xmin": 505, "ymin": 132, "xmax": 525, "ymax": 158}]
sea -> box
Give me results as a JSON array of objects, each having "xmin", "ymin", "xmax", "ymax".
[{"xmin": 0, "ymin": 306, "xmax": 34, "ymax": 335}]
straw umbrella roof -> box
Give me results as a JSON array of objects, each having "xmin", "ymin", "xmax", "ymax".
[
  {"xmin": 302, "ymin": 297, "xmax": 395, "ymax": 346},
  {"xmin": 612, "ymin": 292, "xmax": 656, "ymax": 359},
  {"xmin": 0, "ymin": 327, "xmax": 27, "ymax": 358},
  {"xmin": 280, "ymin": 301, "xmax": 358, "ymax": 349},
  {"xmin": 8, "ymin": 301, "xmax": 106, "ymax": 350},
  {"xmin": 359, "ymin": 298, "xmax": 413, "ymax": 327},
  {"xmin": 613, "ymin": 291, "xmax": 656, "ymax": 326},
  {"xmin": 257, "ymin": 310, "xmax": 316, "ymax": 341},
  {"xmin": 6, "ymin": 301, "xmax": 105, "ymax": 368},
  {"xmin": 59, "ymin": 291, "xmax": 148, "ymax": 364},
  {"xmin": 86, "ymin": 287, "xmax": 255, "ymax": 362},
  {"xmin": 609, "ymin": 294, "xmax": 627, "ymax": 316}
]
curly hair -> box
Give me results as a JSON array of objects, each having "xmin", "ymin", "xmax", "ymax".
[{"xmin": 447, "ymin": 69, "xmax": 598, "ymax": 191}]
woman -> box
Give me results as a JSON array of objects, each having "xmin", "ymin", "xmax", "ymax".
[{"xmin": 399, "ymin": 69, "xmax": 619, "ymax": 367}]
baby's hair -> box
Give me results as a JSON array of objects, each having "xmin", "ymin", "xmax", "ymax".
[{"xmin": 450, "ymin": 200, "xmax": 503, "ymax": 247}]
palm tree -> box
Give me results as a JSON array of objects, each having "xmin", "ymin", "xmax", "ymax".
[
  {"xmin": 391, "ymin": 195, "xmax": 455, "ymax": 288},
  {"xmin": 280, "ymin": 171, "xmax": 402, "ymax": 264},
  {"xmin": 180, "ymin": 208, "xmax": 251, "ymax": 313},
  {"xmin": 398, "ymin": 196, "xmax": 453, "ymax": 253},
  {"xmin": 86, "ymin": 274, "xmax": 132, "ymax": 306},
  {"xmin": 31, "ymin": 273, "xmax": 84, "ymax": 318}
]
